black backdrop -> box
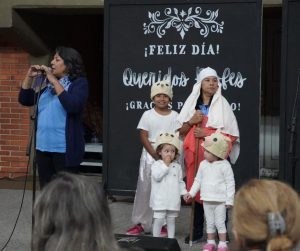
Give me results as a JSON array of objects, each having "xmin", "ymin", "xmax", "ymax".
[
  {"xmin": 103, "ymin": 0, "xmax": 262, "ymax": 195},
  {"xmin": 280, "ymin": 0, "xmax": 300, "ymax": 192}
]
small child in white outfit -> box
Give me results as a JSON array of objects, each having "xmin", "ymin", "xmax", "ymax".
[
  {"xmin": 150, "ymin": 132, "xmax": 187, "ymax": 239},
  {"xmin": 184, "ymin": 132, "xmax": 235, "ymax": 251}
]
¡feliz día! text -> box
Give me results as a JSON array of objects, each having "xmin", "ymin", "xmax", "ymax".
[{"xmin": 144, "ymin": 43, "xmax": 220, "ymax": 57}]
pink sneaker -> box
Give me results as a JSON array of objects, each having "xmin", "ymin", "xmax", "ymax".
[
  {"xmin": 203, "ymin": 243, "xmax": 216, "ymax": 251},
  {"xmin": 217, "ymin": 246, "xmax": 228, "ymax": 251},
  {"xmin": 126, "ymin": 224, "xmax": 144, "ymax": 235},
  {"xmin": 160, "ymin": 226, "xmax": 168, "ymax": 237}
]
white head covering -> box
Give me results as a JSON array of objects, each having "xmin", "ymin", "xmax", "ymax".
[
  {"xmin": 176, "ymin": 67, "xmax": 240, "ymax": 163},
  {"xmin": 198, "ymin": 67, "xmax": 219, "ymax": 85},
  {"xmin": 150, "ymin": 80, "xmax": 173, "ymax": 100}
]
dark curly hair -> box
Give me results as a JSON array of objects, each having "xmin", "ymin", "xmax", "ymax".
[{"xmin": 55, "ymin": 46, "xmax": 86, "ymax": 81}]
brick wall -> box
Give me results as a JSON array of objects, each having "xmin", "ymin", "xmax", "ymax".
[{"xmin": 0, "ymin": 37, "xmax": 31, "ymax": 178}]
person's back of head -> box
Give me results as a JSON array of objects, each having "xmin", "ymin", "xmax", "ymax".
[
  {"xmin": 232, "ymin": 179, "xmax": 300, "ymax": 251},
  {"xmin": 32, "ymin": 172, "xmax": 120, "ymax": 251}
]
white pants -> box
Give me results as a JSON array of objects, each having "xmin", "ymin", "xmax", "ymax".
[
  {"xmin": 203, "ymin": 201, "xmax": 227, "ymax": 234},
  {"xmin": 153, "ymin": 210, "xmax": 178, "ymax": 238}
]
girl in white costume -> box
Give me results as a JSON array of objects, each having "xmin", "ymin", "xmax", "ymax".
[
  {"xmin": 150, "ymin": 132, "xmax": 187, "ymax": 238},
  {"xmin": 184, "ymin": 132, "xmax": 235, "ymax": 251},
  {"xmin": 126, "ymin": 80, "xmax": 178, "ymax": 236}
]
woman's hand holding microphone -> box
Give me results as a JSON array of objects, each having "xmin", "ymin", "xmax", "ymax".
[
  {"xmin": 22, "ymin": 65, "xmax": 52, "ymax": 89},
  {"xmin": 22, "ymin": 65, "xmax": 64, "ymax": 95},
  {"xmin": 39, "ymin": 65, "xmax": 57, "ymax": 84}
]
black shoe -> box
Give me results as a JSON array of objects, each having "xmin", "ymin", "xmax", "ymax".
[{"xmin": 184, "ymin": 234, "xmax": 203, "ymax": 244}]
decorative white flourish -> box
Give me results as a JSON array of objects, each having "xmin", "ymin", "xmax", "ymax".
[{"xmin": 143, "ymin": 7, "xmax": 224, "ymax": 39}]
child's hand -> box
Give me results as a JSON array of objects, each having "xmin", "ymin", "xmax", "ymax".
[
  {"xmin": 183, "ymin": 193, "xmax": 192, "ymax": 202},
  {"xmin": 162, "ymin": 156, "xmax": 172, "ymax": 166}
]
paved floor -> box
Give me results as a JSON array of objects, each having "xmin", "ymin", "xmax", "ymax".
[{"xmin": 0, "ymin": 176, "xmax": 232, "ymax": 251}]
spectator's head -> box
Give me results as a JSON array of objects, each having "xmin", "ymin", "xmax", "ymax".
[
  {"xmin": 32, "ymin": 172, "xmax": 119, "ymax": 251},
  {"xmin": 232, "ymin": 179, "xmax": 300, "ymax": 251},
  {"xmin": 54, "ymin": 46, "xmax": 86, "ymax": 80}
]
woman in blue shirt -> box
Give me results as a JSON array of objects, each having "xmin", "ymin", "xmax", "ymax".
[{"xmin": 19, "ymin": 46, "xmax": 88, "ymax": 188}]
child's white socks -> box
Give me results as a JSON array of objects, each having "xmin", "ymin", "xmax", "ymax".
[
  {"xmin": 218, "ymin": 241, "xmax": 227, "ymax": 247},
  {"xmin": 207, "ymin": 239, "xmax": 216, "ymax": 245}
]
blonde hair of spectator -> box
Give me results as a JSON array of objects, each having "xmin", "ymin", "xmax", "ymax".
[{"xmin": 232, "ymin": 179, "xmax": 300, "ymax": 251}]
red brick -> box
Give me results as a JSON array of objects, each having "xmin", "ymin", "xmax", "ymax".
[
  {"xmin": 0, "ymin": 161, "xmax": 11, "ymax": 167},
  {"xmin": 0, "ymin": 46, "xmax": 30, "ymax": 177},
  {"xmin": 11, "ymin": 96, "xmax": 19, "ymax": 103},
  {"xmin": 0, "ymin": 151, "xmax": 10, "ymax": 156},
  {"xmin": 11, "ymin": 74, "xmax": 25, "ymax": 81},
  {"xmin": 0, "ymin": 75, "xmax": 11, "ymax": 80},
  {"xmin": 0, "ymin": 91, "xmax": 13, "ymax": 97},
  {"xmin": 0, "ymin": 57, "xmax": 19, "ymax": 64},
  {"xmin": 20, "ymin": 113, "xmax": 30, "ymax": 119},
  {"xmin": 0, "ymin": 167, "xmax": 27, "ymax": 173},
  {"xmin": 0, "ymin": 69, "xmax": 18, "ymax": 75},
  {"xmin": 11, "ymin": 140, "xmax": 29, "ymax": 147},
  {"xmin": 0, "ymin": 119, "xmax": 10, "ymax": 124},
  {"xmin": 0, "ymin": 129, "xmax": 10, "ymax": 134},
  {"xmin": 0, "ymin": 97, "xmax": 11, "ymax": 102},
  {"xmin": 11, "ymin": 151, "xmax": 27, "ymax": 156},
  {"xmin": 11, "ymin": 86, "xmax": 22, "ymax": 92},
  {"xmin": 1, "ymin": 102, "xmax": 19, "ymax": 108},
  {"xmin": 10, "ymin": 162, "xmax": 28, "ymax": 169},
  {"xmin": 1, "ymin": 156, "xmax": 26, "ymax": 162},
  {"xmin": 10, "ymin": 64, "xmax": 29, "ymax": 69},
  {"xmin": 1, "ymin": 145, "xmax": 20, "ymax": 151},
  {"xmin": 11, "ymin": 118, "xmax": 29, "ymax": 124},
  {"xmin": 1, "ymin": 135, "xmax": 28, "ymax": 141},
  {"xmin": 11, "ymin": 129, "xmax": 28, "ymax": 136},
  {"xmin": 0, "ymin": 113, "xmax": 19, "ymax": 119},
  {"xmin": 0, "ymin": 107, "xmax": 10, "ymax": 113},
  {"xmin": 2, "ymin": 124, "xmax": 20, "ymax": 129},
  {"xmin": 0, "ymin": 63, "xmax": 11, "ymax": 69},
  {"xmin": 11, "ymin": 108, "xmax": 27, "ymax": 114}
]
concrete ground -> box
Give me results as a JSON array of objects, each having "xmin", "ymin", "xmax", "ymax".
[{"xmin": 0, "ymin": 175, "xmax": 233, "ymax": 251}]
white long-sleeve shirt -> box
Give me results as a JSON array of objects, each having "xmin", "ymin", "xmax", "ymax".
[
  {"xmin": 189, "ymin": 159, "xmax": 235, "ymax": 205},
  {"xmin": 150, "ymin": 160, "xmax": 187, "ymax": 211}
]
